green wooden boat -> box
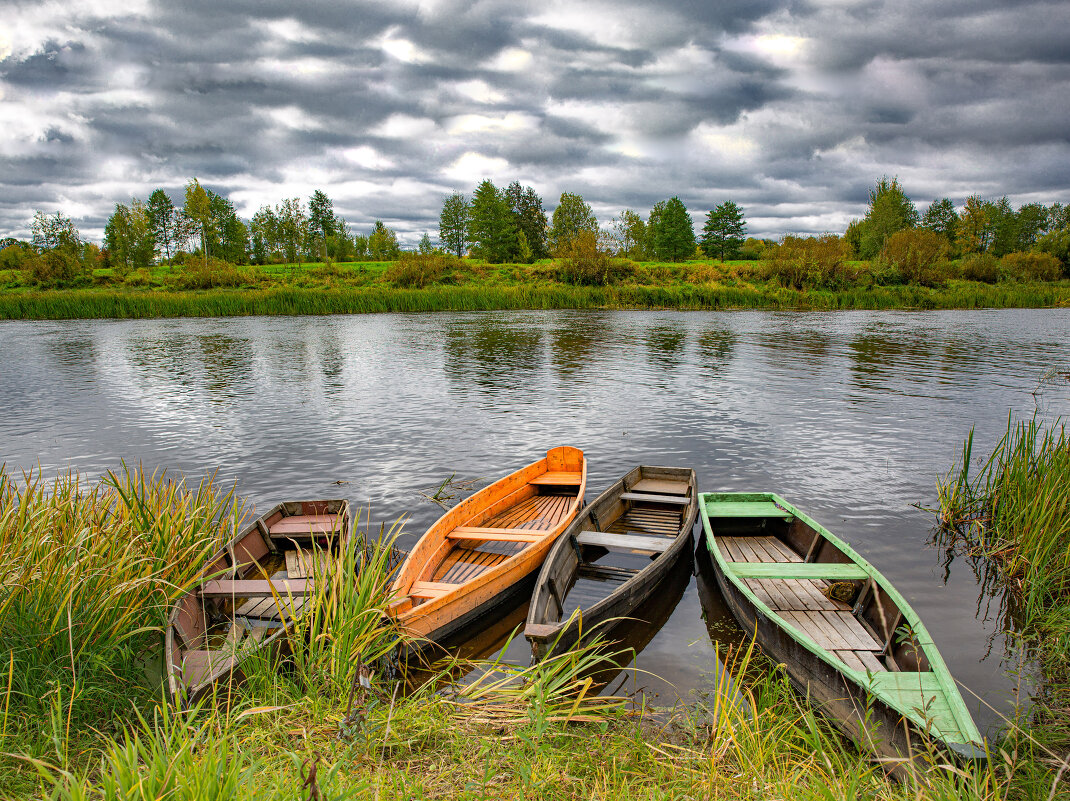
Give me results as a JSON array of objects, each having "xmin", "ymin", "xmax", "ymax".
[{"xmin": 700, "ymin": 492, "xmax": 983, "ymax": 769}]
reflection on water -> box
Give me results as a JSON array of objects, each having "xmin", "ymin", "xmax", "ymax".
[{"xmin": 1, "ymin": 309, "xmax": 1067, "ymax": 735}]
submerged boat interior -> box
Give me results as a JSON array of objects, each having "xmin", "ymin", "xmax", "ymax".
[
  {"xmin": 534, "ymin": 474, "xmax": 693, "ymax": 627},
  {"xmin": 707, "ymin": 497, "xmax": 930, "ymax": 677},
  {"xmin": 168, "ymin": 501, "xmax": 348, "ymax": 693},
  {"xmin": 397, "ymin": 473, "xmax": 582, "ymax": 613}
]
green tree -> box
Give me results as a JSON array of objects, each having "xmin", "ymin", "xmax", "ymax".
[
  {"xmin": 989, "ymin": 196, "xmax": 1018, "ymax": 257},
  {"xmin": 548, "ymin": 192, "xmax": 598, "ymax": 255},
  {"xmin": 207, "ymin": 191, "xmax": 249, "ymax": 264},
  {"xmin": 612, "ymin": 209, "xmax": 647, "ymax": 259},
  {"xmin": 957, "ymin": 196, "xmax": 995, "ymax": 255},
  {"xmin": 418, "ymin": 233, "xmax": 434, "ymax": 255},
  {"xmin": 30, "ymin": 209, "xmax": 83, "ymax": 282},
  {"xmin": 250, "ymin": 206, "xmax": 281, "ymax": 264},
  {"xmin": 469, "ymin": 180, "xmax": 517, "ymax": 263},
  {"xmin": 701, "ymin": 201, "xmax": 747, "ymax": 261},
  {"xmin": 183, "ymin": 178, "xmax": 214, "ymax": 266},
  {"xmin": 506, "ymin": 182, "xmax": 548, "ymax": 261},
  {"xmin": 104, "ymin": 199, "xmax": 156, "ymax": 274},
  {"xmin": 921, "ymin": 198, "xmax": 959, "ymax": 254},
  {"xmin": 146, "ymin": 189, "xmax": 181, "ymax": 262},
  {"xmin": 277, "ymin": 198, "xmax": 308, "ymax": 267},
  {"xmin": 856, "ymin": 177, "xmax": 919, "ymax": 259},
  {"xmin": 308, "ymin": 190, "xmax": 336, "ymax": 261},
  {"xmin": 368, "ymin": 221, "xmax": 400, "ymax": 260},
  {"xmin": 648, "ymin": 197, "xmax": 695, "ymax": 262},
  {"xmin": 439, "ymin": 192, "xmax": 471, "ymax": 258},
  {"xmin": 1015, "ymin": 203, "xmax": 1049, "ymax": 251}
]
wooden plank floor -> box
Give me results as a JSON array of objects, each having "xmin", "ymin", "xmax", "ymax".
[
  {"xmin": 483, "ymin": 493, "xmax": 574, "ymax": 531},
  {"xmin": 606, "ymin": 507, "xmax": 681, "ymax": 538},
  {"xmin": 720, "ymin": 535, "xmax": 886, "ymax": 671}
]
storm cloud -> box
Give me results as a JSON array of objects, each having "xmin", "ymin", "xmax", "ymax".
[{"xmin": 2, "ymin": 0, "xmax": 1068, "ymax": 242}]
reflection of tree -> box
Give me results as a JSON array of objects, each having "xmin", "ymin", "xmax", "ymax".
[
  {"xmin": 443, "ymin": 320, "xmax": 544, "ymax": 395},
  {"xmin": 757, "ymin": 328, "xmax": 830, "ymax": 363},
  {"xmin": 550, "ymin": 316, "xmax": 609, "ymax": 376},
  {"xmin": 47, "ymin": 337, "xmax": 97, "ymax": 375},
  {"xmin": 318, "ymin": 332, "xmax": 345, "ymax": 396},
  {"xmin": 696, "ymin": 329, "xmax": 735, "ymax": 369},
  {"xmin": 646, "ymin": 324, "xmax": 686, "ymax": 369},
  {"xmin": 847, "ymin": 329, "xmax": 935, "ymax": 390},
  {"xmin": 198, "ymin": 334, "xmax": 254, "ymax": 400}
]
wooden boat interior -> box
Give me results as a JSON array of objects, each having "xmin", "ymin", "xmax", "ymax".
[
  {"xmin": 168, "ymin": 500, "xmax": 349, "ymax": 693},
  {"xmin": 707, "ymin": 497, "xmax": 929, "ymax": 677},
  {"xmin": 393, "ymin": 456, "xmax": 584, "ymax": 617},
  {"xmin": 529, "ymin": 468, "xmax": 695, "ymax": 631}
]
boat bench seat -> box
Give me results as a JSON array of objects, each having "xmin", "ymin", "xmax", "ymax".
[
  {"xmin": 730, "ymin": 563, "xmax": 869, "ymax": 580},
  {"xmin": 449, "ymin": 526, "xmax": 544, "ymax": 543},
  {"xmin": 529, "ymin": 472, "xmax": 582, "ymax": 486},
  {"xmin": 619, "ymin": 492, "xmax": 689, "ymax": 505},
  {"xmin": 269, "ymin": 514, "xmax": 342, "ymax": 537},
  {"xmin": 576, "ymin": 530, "xmax": 672, "ymax": 553},
  {"xmin": 200, "ymin": 578, "xmax": 311, "ymax": 597},
  {"xmin": 409, "ymin": 581, "xmax": 457, "ymax": 598}
]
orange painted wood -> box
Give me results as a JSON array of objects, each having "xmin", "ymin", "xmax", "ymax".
[
  {"xmin": 391, "ymin": 446, "xmax": 586, "ymax": 640},
  {"xmin": 529, "ymin": 472, "xmax": 582, "ymax": 486},
  {"xmin": 449, "ymin": 527, "xmax": 545, "ymax": 543}
]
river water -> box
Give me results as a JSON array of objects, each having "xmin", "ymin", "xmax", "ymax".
[{"xmin": 2, "ymin": 309, "xmax": 1068, "ymax": 735}]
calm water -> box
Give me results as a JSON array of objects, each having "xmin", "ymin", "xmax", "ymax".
[{"xmin": 3, "ymin": 309, "xmax": 1068, "ymax": 734}]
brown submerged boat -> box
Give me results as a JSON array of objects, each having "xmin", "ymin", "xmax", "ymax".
[
  {"xmin": 524, "ymin": 465, "xmax": 697, "ymax": 660},
  {"xmin": 165, "ymin": 500, "xmax": 351, "ymax": 704},
  {"xmin": 390, "ymin": 446, "xmax": 586, "ymax": 645}
]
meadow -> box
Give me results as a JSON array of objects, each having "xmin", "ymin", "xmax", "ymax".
[
  {"xmin": 1, "ymin": 454, "xmax": 1068, "ymax": 799},
  {"xmin": 0, "ymin": 254, "xmax": 1067, "ymax": 320}
]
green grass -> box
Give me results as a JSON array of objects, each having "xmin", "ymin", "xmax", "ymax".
[
  {"xmin": 936, "ymin": 414, "xmax": 1070, "ymax": 755},
  {"xmin": 2, "ymin": 466, "xmax": 1068, "ymax": 799}
]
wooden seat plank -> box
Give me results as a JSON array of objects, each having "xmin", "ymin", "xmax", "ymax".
[
  {"xmin": 409, "ymin": 581, "xmax": 457, "ymax": 598},
  {"xmin": 728, "ymin": 563, "xmax": 868, "ymax": 580},
  {"xmin": 201, "ymin": 579, "xmax": 310, "ymax": 597},
  {"xmin": 620, "ymin": 492, "xmax": 690, "ymax": 505},
  {"xmin": 575, "ymin": 530, "xmax": 672, "ymax": 553},
  {"xmin": 630, "ymin": 478, "xmax": 689, "ymax": 495},
  {"xmin": 529, "ymin": 472, "xmax": 581, "ymax": 486},
  {"xmin": 269, "ymin": 514, "xmax": 342, "ymax": 536},
  {"xmin": 449, "ymin": 526, "xmax": 544, "ymax": 543}
]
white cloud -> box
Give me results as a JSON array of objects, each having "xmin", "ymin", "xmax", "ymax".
[
  {"xmin": 373, "ymin": 114, "xmax": 439, "ymax": 139},
  {"xmin": 443, "ymin": 152, "xmax": 511, "ymax": 183}
]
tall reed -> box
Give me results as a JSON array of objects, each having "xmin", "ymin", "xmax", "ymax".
[{"xmin": 0, "ymin": 465, "xmax": 240, "ymax": 783}]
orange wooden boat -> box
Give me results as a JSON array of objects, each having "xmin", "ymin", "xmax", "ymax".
[{"xmin": 390, "ymin": 446, "xmax": 586, "ymax": 644}]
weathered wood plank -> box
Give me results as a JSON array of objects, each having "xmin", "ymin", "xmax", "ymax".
[
  {"xmin": 575, "ymin": 530, "xmax": 671, "ymax": 553},
  {"xmin": 620, "ymin": 492, "xmax": 690, "ymax": 505},
  {"xmin": 630, "ymin": 478, "xmax": 689, "ymax": 495},
  {"xmin": 201, "ymin": 579, "xmax": 310, "ymax": 597},
  {"xmin": 728, "ymin": 563, "xmax": 868, "ymax": 580}
]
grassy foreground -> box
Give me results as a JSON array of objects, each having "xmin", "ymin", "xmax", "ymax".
[
  {"xmin": 1, "ymin": 466, "xmax": 1067, "ymax": 799},
  {"xmin": 0, "ymin": 257, "xmax": 1068, "ymax": 319}
]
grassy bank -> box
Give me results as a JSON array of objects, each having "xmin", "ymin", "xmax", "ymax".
[
  {"xmin": 1, "ymin": 280, "xmax": 1067, "ymax": 320},
  {"xmin": 936, "ymin": 415, "xmax": 1070, "ymax": 755},
  {"xmin": 1, "ymin": 466, "xmax": 1066, "ymax": 799}
]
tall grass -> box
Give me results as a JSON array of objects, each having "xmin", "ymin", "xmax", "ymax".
[
  {"xmin": 0, "ymin": 465, "xmax": 240, "ymax": 788},
  {"xmin": 0, "ymin": 281, "xmax": 1066, "ymax": 320}
]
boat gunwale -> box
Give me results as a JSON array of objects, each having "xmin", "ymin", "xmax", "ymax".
[
  {"xmin": 699, "ymin": 490, "xmax": 981, "ymax": 747},
  {"xmin": 525, "ymin": 465, "xmax": 698, "ymax": 649}
]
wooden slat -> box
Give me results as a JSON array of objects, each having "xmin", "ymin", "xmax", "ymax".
[
  {"xmin": 856, "ymin": 650, "xmax": 887, "ymax": 673},
  {"xmin": 201, "ymin": 579, "xmax": 310, "ymax": 597},
  {"xmin": 409, "ymin": 581, "xmax": 456, "ymax": 598},
  {"xmin": 525, "ymin": 622, "xmax": 561, "ymax": 639},
  {"xmin": 449, "ymin": 526, "xmax": 544, "ymax": 543},
  {"xmin": 269, "ymin": 514, "xmax": 341, "ymax": 536},
  {"xmin": 630, "ymin": 478, "xmax": 689, "ymax": 495},
  {"xmin": 575, "ymin": 530, "xmax": 672, "ymax": 553},
  {"xmin": 729, "ymin": 563, "xmax": 868, "ymax": 580},
  {"xmin": 620, "ymin": 492, "xmax": 690, "ymax": 505},
  {"xmin": 835, "ymin": 650, "xmax": 867, "ymax": 670},
  {"xmin": 529, "ymin": 472, "xmax": 581, "ymax": 486},
  {"xmin": 825, "ymin": 611, "xmax": 882, "ymax": 650},
  {"xmin": 718, "ymin": 536, "xmax": 747, "ymax": 562}
]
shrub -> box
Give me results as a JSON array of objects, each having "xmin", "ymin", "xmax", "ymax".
[
  {"xmin": 168, "ymin": 255, "xmax": 258, "ymax": 289},
  {"xmin": 0, "ymin": 244, "xmax": 28, "ymax": 271},
  {"xmin": 961, "ymin": 252, "xmax": 1000, "ymax": 283},
  {"xmin": 1035, "ymin": 228, "xmax": 1070, "ymax": 273},
  {"xmin": 875, "ymin": 228, "xmax": 951, "ymax": 286},
  {"xmin": 762, "ymin": 235, "xmax": 850, "ymax": 290},
  {"xmin": 555, "ymin": 230, "xmax": 635, "ymax": 285},
  {"xmin": 739, "ymin": 237, "xmax": 768, "ymax": 261},
  {"xmin": 24, "ymin": 248, "xmax": 81, "ymax": 286},
  {"xmin": 998, "ymin": 251, "xmax": 1063, "ymax": 282},
  {"xmin": 383, "ymin": 252, "xmax": 461, "ymax": 288}
]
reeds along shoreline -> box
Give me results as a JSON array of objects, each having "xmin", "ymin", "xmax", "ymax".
[
  {"xmin": 1, "ymin": 464, "xmax": 1068, "ymax": 799},
  {"xmin": 0, "ymin": 281, "xmax": 1067, "ymax": 320}
]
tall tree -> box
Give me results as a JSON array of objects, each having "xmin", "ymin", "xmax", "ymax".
[
  {"xmin": 277, "ymin": 198, "xmax": 308, "ymax": 266},
  {"xmin": 506, "ymin": 182, "xmax": 548, "ymax": 261},
  {"xmin": 250, "ymin": 205, "xmax": 281, "ymax": 264},
  {"xmin": 548, "ymin": 192, "xmax": 597, "ymax": 255},
  {"xmin": 439, "ymin": 192, "xmax": 471, "ymax": 258},
  {"xmin": 368, "ymin": 221, "xmax": 400, "ymax": 260},
  {"xmin": 856, "ymin": 177, "xmax": 919, "ymax": 259},
  {"xmin": 183, "ymin": 178, "xmax": 214, "ymax": 267},
  {"xmin": 648, "ymin": 197, "xmax": 695, "ymax": 262},
  {"xmin": 308, "ymin": 190, "xmax": 336, "ymax": 261},
  {"xmin": 104, "ymin": 199, "xmax": 156, "ymax": 273},
  {"xmin": 989, "ymin": 196, "xmax": 1020, "ymax": 257},
  {"xmin": 1015, "ymin": 203, "xmax": 1049, "ymax": 251},
  {"xmin": 418, "ymin": 233, "xmax": 434, "ymax": 255},
  {"xmin": 30, "ymin": 209, "xmax": 83, "ymax": 280},
  {"xmin": 146, "ymin": 189, "xmax": 181, "ymax": 262},
  {"xmin": 957, "ymin": 196, "xmax": 995, "ymax": 255},
  {"xmin": 468, "ymin": 180, "xmax": 517, "ymax": 263},
  {"xmin": 612, "ymin": 209, "xmax": 647, "ymax": 259},
  {"xmin": 207, "ymin": 191, "xmax": 249, "ymax": 264},
  {"xmin": 701, "ymin": 201, "xmax": 747, "ymax": 261},
  {"xmin": 921, "ymin": 198, "xmax": 959, "ymax": 253}
]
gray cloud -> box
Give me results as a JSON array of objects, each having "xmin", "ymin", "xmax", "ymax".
[{"xmin": 1, "ymin": 0, "xmax": 1068, "ymax": 242}]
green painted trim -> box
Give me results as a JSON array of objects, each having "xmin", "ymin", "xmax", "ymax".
[
  {"xmin": 698, "ymin": 491, "xmax": 983, "ymax": 748},
  {"xmin": 728, "ymin": 562, "xmax": 869, "ymax": 580}
]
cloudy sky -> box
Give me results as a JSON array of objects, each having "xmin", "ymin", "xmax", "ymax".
[{"xmin": 2, "ymin": 0, "xmax": 1068, "ymax": 244}]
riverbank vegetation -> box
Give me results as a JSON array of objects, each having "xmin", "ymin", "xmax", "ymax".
[
  {"xmin": 1, "ymin": 465, "xmax": 1068, "ymax": 798},
  {"xmin": 937, "ymin": 413, "xmax": 1070, "ymax": 756}
]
